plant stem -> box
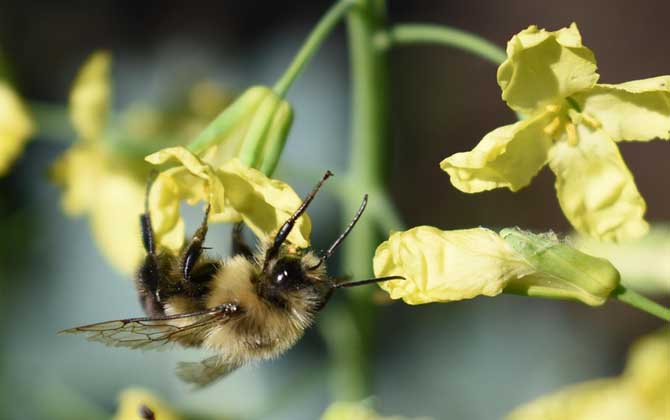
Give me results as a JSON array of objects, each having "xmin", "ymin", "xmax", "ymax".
[
  {"xmin": 325, "ymin": 0, "xmax": 389, "ymax": 401},
  {"xmin": 380, "ymin": 23, "xmax": 507, "ymax": 65},
  {"xmin": 612, "ymin": 285, "xmax": 670, "ymax": 321},
  {"xmin": 273, "ymin": 0, "xmax": 356, "ymax": 97}
]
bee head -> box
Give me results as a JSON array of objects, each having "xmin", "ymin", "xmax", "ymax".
[{"xmin": 259, "ymin": 252, "xmax": 330, "ymax": 310}]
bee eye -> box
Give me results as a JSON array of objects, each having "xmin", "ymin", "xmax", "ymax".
[{"xmin": 272, "ymin": 259, "xmax": 304, "ymax": 290}]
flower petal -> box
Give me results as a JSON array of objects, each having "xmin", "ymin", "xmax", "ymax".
[
  {"xmin": 548, "ymin": 126, "xmax": 648, "ymax": 241},
  {"xmin": 147, "ymin": 147, "xmax": 310, "ymax": 252},
  {"xmin": 573, "ymin": 76, "xmax": 670, "ymax": 142},
  {"xmin": 147, "ymin": 148, "xmax": 223, "ymax": 253},
  {"xmin": 440, "ymin": 112, "xmax": 553, "ymax": 193},
  {"xmin": 51, "ymin": 144, "xmax": 103, "ymax": 215},
  {"xmin": 114, "ymin": 388, "xmax": 180, "ymax": 420},
  {"xmin": 497, "ymin": 23, "xmax": 599, "ymax": 114},
  {"xmin": 90, "ymin": 171, "xmax": 146, "ymax": 274},
  {"xmin": 374, "ymin": 226, "xmax": 533, "ymax": 304},
  {"xmin": 217, "ymin": 159, "xmax": 311, "ymax": 248},
  {"xmin": 70, "ymin": 51, "xmax": 111, "ymax": 142},
  {"xmin": 0, "ymin": 82, "xmax": 34, "ymax": 176}
]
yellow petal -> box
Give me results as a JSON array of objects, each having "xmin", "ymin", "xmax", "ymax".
[
  {"xmin": 114, "ymin": 388, "xmax": 180, "ymax": 420},
  {"xmin": 146, "ymin": 147, "xmax": 310, "ymax": 252},
  {"xmin": 50, "ymin": 144, "xmax": 103, "ymax": 215},
  {"xmin": 374, "ymin": 226, "xmax": 533, "ymax": 304},
  {"xmin": 573, "ymin": 76, "xmax": 670, "ymax": 142},
  {"xmin": 51, "ymin": 144, "xmax": 147, "ymax": 274},
  {"xmin": 70, "ymin": 51, "xmax": 111, "ymax": 142},
  {"xmin": 506, "ymin": 379, "xmax": 641, "ymax": 420},
  {"xmin": 440, "ymin": 111, "xmax": 553, "ymax": 193},
  {"xmin": 497, "ymin": 23, "xmax": 599, "ymax": 114},
  {"xmin": 548, "ymin": 126, "xmax": 648, "ymax": 241},
  {"xmin": 0, "ymin": 82, "xmax": 34, "ymax": 176},
  {"xmin": 148, "ymin": 147, "xmax": 236, "ymax": 253},
  {"xmin": 89, "ymin": 171, "xmax": 146, "ymax": 274},
  {"xmin": 217, "ymin": 158, "xmax": 310, "ymax": 247}
]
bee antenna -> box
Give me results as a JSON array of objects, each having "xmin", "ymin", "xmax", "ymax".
[
  {"xmin": 264, "ymin": 170, "xmax": 334, "ymax": 270},
  {"xmin": 311, "ymin": 194, "xmax": 368, "ymax": 270},
  {"xmin": 332, "ymin": 275, "xmax": 405, "ymax": 289}
]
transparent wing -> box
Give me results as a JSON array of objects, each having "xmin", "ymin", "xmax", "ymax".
[
  {"xmin": 176, "ymin": 355, "xmax": 242, "ymax": 388},
  {"xmin": 60, "ymin": 303, "xmax": 240, "ymax": 351}
]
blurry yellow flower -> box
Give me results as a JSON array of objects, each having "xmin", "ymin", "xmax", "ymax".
[
  {"xmin": 52, "ymin": 144, "xmax": 148, "ymax": 274},
  {"xmin": 374, "ymin": 226, "xmax": 620, "ymax": 306},
  {"xmin": 441, "ymin": 23, "xmax": 670, "ymax": 242},
  {"xmin": 114, "ymin": 388, "xmax": 180, "ymax": 420},
  {"xmin": 0, "ymin": 81, "xmax": 34, "ymax": 176},
  {"xmin": 70, "ymin": 51, "xmax": 111, "ymax": 143},
  {"xmin": 146, "ymin": 146, "xmax": 310, "ymax": 253},
  {"xmin": 507, "ymin": 330, "xmax": 670, "ymax": 420},
  {"xmin": 572, "ymin": 224, "xmax": 670, "ymax": 295},
  {"xmin": 52, "ymin": 51, "xmax": 232, "ymax": 274},
  {"xmin": 321, "ymin": 401, "xmax": 430, "ymax": 420}
]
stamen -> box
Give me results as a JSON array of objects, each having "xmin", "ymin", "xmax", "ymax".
[
  {"xmin": 566, "ymin": 123, "xmax": 579, "ymax": 146},
  {"xmin": 580, "ymin": 113, "xmax": 602, "ymax": 129},
  {"xmin": 543, "ymin": 116, "xmax": 561, "ymax": 136}
]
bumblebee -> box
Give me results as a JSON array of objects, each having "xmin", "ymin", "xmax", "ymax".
[{"xmin": 63, "ymin": 171, "xmax": 401, "ymax": 387}]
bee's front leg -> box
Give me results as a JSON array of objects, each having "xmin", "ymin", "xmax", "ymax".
[
  {"xmin": 232, "ymin": 222, "xmax": 254, "ymax": 260},
  {"xmin": 182, "ymin": 205, "xmax": 211, "ymax": 281}
]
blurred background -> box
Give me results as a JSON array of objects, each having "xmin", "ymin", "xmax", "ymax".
[{"xmin": 0, "ymin": 1, "xmax": 668, "ymax": 419}]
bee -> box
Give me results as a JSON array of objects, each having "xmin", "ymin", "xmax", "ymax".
[{"xmin": 62, "ymin": 171, "xmax": 402, "ymax": 387}]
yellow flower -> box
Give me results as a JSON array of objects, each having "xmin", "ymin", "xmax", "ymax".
[
  {"xmin": 52, "ymin": 51, "xmax": 231, "ymax": 274},
  {"xmin": 321, "ymin": 401, "xmax": 430, "ymax": 420},
  {"xmin": 506, "ymin": 330, "xmax": 670, "ymax": 420},
  {"xmin": 0, "ymin": 81, "xmax": 34, "ymax": 176},
  {"xmin": 374, "ymin": 226, "xmax": 620, "ymax": 306},
  {"xmin": 441, "ymin": 23, "xmax": 670, "ymax": 242},
  {"xmin": 114, "ymin": 388, "xmax": 180, "ymax": 420},
  {"xmin": 146, "ymin": 146, "xmax": 310, "ymax": 253}
]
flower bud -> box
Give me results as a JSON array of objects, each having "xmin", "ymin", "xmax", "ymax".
[
  {"xmin": 189, "ymin": 85, "xmax": 293, "ymax": 173},
  {"xmin": 500, "ymin": 227, "xmax": 620, "ymax": 306}
]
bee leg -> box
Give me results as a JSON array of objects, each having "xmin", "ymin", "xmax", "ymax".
[
  {"xmin": 138, "ymin": 207, "xmax": 164, "ymax": 316},
  {"xmin": 232, "ymin": 222, "xmax": 254, "ymax": 260},
  {"xmin": 182, "ymin": 205, "xmax": 211, "ymax": 281}
]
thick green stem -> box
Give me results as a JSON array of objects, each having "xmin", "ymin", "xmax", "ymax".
[
  {"xmin": 273, "ymin": 0, "xmax": 356, "ymax": 97},
  {"xmin": 325, "ymin": 0, "xmax": 389, "ymax": 401},
  {"xmin": 612, "ymin": 285, "xmax": 670, "ymax": 321},
  {"xmin": 381, "ymin": 23, "xmax": 507, "ymax": 65}
]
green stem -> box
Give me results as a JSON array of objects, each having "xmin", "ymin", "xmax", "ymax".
[
  {"xmin": 380, "ymin": 23, "xmax": 507, "ymax": 65},
  {"xmin": 612, "ymin": 285, "xmax": 670, "ymax": 321},
  {"xmin": 324, "ymin": 0, "xmax": 389, "ymax": 402},
  {"xmin": 273, "ymin": 0, "xmax": 356, "ymax": 97}
]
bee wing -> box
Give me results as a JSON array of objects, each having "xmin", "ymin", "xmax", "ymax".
[
  {"xmin": 60, "ymin": 303, "xmax": 241, "ymax": 351},
  {"xmin": 176, "ymin": 355, "xmax": 242, "ymax": 388}
]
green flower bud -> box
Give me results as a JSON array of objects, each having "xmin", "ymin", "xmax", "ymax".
[
  {"xmin": 501, "ymin": 227, "xmax": 620, "ymax": 306},
  {"xmin": 188, "ymin": 85, "xmax": 293, "ymax": 173}
]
